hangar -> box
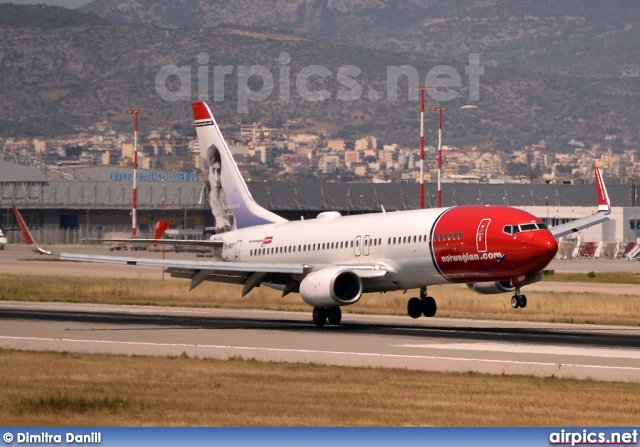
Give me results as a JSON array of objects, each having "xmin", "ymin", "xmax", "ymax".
[{"xmin": 1, "ymin": 160, "xmax": 638, "ymax": 258}]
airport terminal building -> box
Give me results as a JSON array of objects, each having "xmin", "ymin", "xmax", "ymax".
[{"xmin": 1, "ymin": 160, "xmax": 639, "ymax": 259}]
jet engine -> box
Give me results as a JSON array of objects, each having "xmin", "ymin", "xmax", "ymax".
[
  {"xmin": 299, "ymin": 267, "xmax": 363, "ymax": 307},
  {"xmin": 467, "ymin": 272, "xmax": 542, "ymax": 295}
]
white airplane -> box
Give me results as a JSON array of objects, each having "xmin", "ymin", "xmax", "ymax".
[{"xmin": 13, "ymin": 101, "xmax": 611, "ymax": 327}]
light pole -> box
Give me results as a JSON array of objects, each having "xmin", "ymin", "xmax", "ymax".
[
  {"xmin": 126, "ymin": 109, "xmax": 143, "ymax": 238},
  {"xmin": 430, "ymin": 105, "xmax": 447, "ymax": 208},
  {"xmin": 410, "ymin": 86, "xmax": 433, "ymax": 209}
]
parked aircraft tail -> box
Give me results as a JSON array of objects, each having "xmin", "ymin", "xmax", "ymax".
[{"xmin": 193, "ymin": 101, "xmax": 286, "ymax": 234}]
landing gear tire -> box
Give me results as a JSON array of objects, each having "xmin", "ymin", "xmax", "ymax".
[
  {"xmin": 511, "ymin": 295, "xmax": 520, "ymax": 309},
  {"xmin": 312, "ymin": 307, "xmax": 327, "ymax": 327},
  {"xmin": 518, "ymin": 295, "xmax": 527, "ymax": 308},
  {"xmin": 327, "ymin": 306, "xmax": 342, "ymax": 325},
  {"xmin": 408, "ymin": 297, "xmax": 423, "ymax": 319},
  {"xmin": 422, "ymin": 296, "xmax": 437, "ymax": 317}
]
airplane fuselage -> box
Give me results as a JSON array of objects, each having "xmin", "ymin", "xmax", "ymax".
[{"xmin": 217, "ymin": 205, "xmax": 558, "ymax": 292}]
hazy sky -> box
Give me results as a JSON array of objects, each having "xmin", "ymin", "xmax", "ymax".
[{"xmin": 0, "ymin": 0, "xmax": 92, "ymax": 8}]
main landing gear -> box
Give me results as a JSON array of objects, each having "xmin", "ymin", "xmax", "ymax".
[
  {"xmin": 312, "ymin": 306, "xmax": 342, "ymax": 327},
  {"xmin": 511, "ymin": 287, "xmax": 527, "ymax": 309},
  {"xmin": 407, "ymin": 287, "xmax": 437, "ymax": 319}
]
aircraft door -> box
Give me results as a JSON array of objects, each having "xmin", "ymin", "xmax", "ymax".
[
  {"xmin": 476, "ymin": 218, "xmax": 491, "ymax": 253},
  {"xmin": 363, "ymin": 235, "xmax": 371, "ymax": 256},
  {"xmin": 234, "ymin": 240, "xmax": 243, "ymax": 262},
  {"xmin": 354, "ymin": 235, "xmax": 362, "ymax": 257}
]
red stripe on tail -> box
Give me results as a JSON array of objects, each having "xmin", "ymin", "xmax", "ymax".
[{"xmin": 192, "ymin": 102, "xmax": 211, "ymax": 121}]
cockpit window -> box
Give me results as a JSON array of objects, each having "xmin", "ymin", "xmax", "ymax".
[
  {"xmin": 504, "ymin": 222, "xmax": 547, "ymax": 235},
  {"xmin": 520, "ymin": 223, "xmax": 538, "ymax": 232}
]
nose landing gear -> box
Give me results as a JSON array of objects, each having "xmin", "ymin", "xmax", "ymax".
[
  {"xmin": 511, "ymin": 287, "xmax": 527, "ymax": 309},
  {"xmin": 408, "ymin": 287, "xmax": 437, "ymax": 319}
]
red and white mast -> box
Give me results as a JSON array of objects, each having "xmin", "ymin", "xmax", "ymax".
[
  {"xmin": 429, "ymin": 105, "xmax": 447, "ymax": 208},
  {"xmin": 410, "ymin": 86, "xmax": 433, "ymax": 209},
  {"xmin": 126, "ymin": 109, "xmax": 143, "ymax": 238}
]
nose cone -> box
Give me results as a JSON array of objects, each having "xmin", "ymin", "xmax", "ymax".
[{"xmin": 529, "ymin": 230, "xmax": 558, "ymax": 269}]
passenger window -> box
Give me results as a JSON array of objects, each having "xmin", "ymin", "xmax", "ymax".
[{"xmin": 458, "ymin": 232, "xmax": 462, "ymax": 239}]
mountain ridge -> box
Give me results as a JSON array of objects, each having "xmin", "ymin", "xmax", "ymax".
[
  {"xmin": 79, "ymin": 0, "xmax": 640, "ymax": 79},
  {"xmin": 1, "ymin": 4, "xmax": 640, "ymax": 154}
]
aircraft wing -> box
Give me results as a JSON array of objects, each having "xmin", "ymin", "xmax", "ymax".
[
  {"xmin": 549, "ymin": 167, "xmax": 611, "ymax": 239},
  {"xmin": 85, "ymin": 238, "xmax": 223, "ymax": 248},
  {"xmin": 11, "ymin": 205, "xmax": 387, "ymax": 293}
]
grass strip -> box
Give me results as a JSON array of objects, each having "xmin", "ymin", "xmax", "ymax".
[
  {"xmin": 1, "ymin": 273, "xmax": 639, "ymax": 326},
  {"xmin": 1, "ymin": 349, "xmax": 639, "ymax": 426}
]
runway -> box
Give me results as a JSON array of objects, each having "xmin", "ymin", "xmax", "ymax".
[
  {"xmin": 1, "ymin": 245, "xmax": 639, "ymax": 382},
  {"xmin": 1, "ymin": 301, "xmax": 639, "ymax": 383}
]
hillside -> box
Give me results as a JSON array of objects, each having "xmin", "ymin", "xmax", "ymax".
[
  {"xmin": 1, "ymin": 4, "xmax": 640, "ymax": 153},
  {"xmin": 80, "ymin": 0, "xmax": 640, "ymax": 80}
]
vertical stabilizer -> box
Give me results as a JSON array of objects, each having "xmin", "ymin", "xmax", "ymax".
[{"xmin": 192, "ymin": 102, "xmax": 286, "ymax": 233}]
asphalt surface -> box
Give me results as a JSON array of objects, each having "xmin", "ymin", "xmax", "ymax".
[
  {"xmin": 1, "ymin": 244, "xmax": 639, "ymax": 382},
  {"xmin": 0, "ymin": 302, "xmax": 639, "ymax": 382}
]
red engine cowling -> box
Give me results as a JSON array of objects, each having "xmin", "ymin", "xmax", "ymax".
[
  {"xmin": 466, "ymin": 272, "xmax": 542, "ymax": 294},
  {"xmin": 299, "ymin": 267, "xmax": 363, "ymax": 307}
]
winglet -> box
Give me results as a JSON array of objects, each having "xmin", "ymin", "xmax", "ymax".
[
  {"xmin": 12, "ymin": 206, "xmax": 54, "ymax": 255},
  {"xmin": 594, "ymin": 167, "xmax": 611, "ymax": 214}
]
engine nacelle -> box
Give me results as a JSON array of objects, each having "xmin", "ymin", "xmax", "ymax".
[
  {"xmin": 299, "ymin": 267, "xmax": 363, "ymax": 308},
  {"xmin": 467, "ymin": 272, "xmax": 542, "ymax": 295}
]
